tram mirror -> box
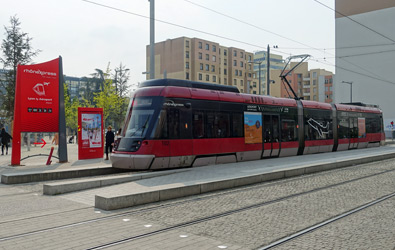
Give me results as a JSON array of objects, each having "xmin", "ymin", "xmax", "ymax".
[{"xmin": 184, "ymin": 103, "xmax": 192, "ymax": 109}]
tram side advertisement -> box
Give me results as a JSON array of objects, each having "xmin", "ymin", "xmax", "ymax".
[{"xmin": 244, "ymin": 112, "xmax": 262, "ymax": 144}]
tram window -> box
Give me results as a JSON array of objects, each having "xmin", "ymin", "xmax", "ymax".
[
  {"xmin": 304, "ymin": 109, "xmax": 333, "ymax": 140},
  {"xmin": 272, "ymin": 116, "xmax": 279, "ymax": 143},
  {"xmin": 232, "ymin": 113, "xmax": 243, "ymax": 137},
  {"xmin": 151, "ymin": 110, "xmax": 168, "ymax": 139},
  {"xmin": 206, "ymin": 112, "xmax": 218, "ymax": 138},
  {"xmin": 281, "ymin": 119, "xmax": 297, "ymax": 142},
  {"xmin": 168, "ymin": 109, "xmax": 180, "ymax": 139},
  {"xmin": 338, "ymin": 118, "xmax": 349, "ymax": 139},
  {"xmin": 193, "ymin": 111, "xmax": 205, "ymax": 138},
  {"xmin": 217, "ymin": 113, "xmax": 230, "ymax": 138},
  {"xmin": 263, "ymin": 116, "xmax": 271, "ymax": 143},
  {"xmin": 350, "ymin": 118, "xmax": 358, "ymax": 138},
  {"xmin": 366, "ymin": 117, "xmax": 381, "ymax": 133}
]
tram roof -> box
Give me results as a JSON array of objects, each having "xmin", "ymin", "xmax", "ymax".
[{"xmin": 139, "ymin": 79, "xmax": 240, "ymax": 93}]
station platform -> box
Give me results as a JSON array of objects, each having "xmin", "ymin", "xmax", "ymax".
[{"xmin": 1, "ymin": 142, "xmax": 395, "ymax": 211}]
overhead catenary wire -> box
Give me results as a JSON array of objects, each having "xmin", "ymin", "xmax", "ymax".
[
  {"xmin": 312, "ymin": 0, "xmax": 395, "ymax": 43},
  {"xmin": 81, "ymin": 0, "xmax": 395, "ymax": 85},
  {"xmin": 183, "ymin": 0, "xmax": 393, "ymax": 82}
]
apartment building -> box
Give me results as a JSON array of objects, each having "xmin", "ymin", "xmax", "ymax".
[
  {"xmin": 270, "ymin": 62, "xmax": 333, "ymax": 103},
  {"xmin": 146, "ymin": 37, "xmax": 257, "ymax": 93},
  {"xmin": 253, "ymin": 50, "xmax": 286, "ymax": 95}
]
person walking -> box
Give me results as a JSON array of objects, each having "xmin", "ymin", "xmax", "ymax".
[
  {"xmin": 0, "ymin": 128, "xmax": 12, "ymax": 155},
  {"xmin": 105, "ymin": 125, "xmax": 114, "ymax": 160}
]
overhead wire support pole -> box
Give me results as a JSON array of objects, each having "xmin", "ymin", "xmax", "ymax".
[
  {"xmin": 149, "ymin": 0, "xmax": 155, "ymax": 79},
  {"xmin": 267, "ymin": 45, "xmax": 270, "ymax": 96},
  {"xmin": 280, "ymin": 54, "xmax": 310, "ymax": 100}
]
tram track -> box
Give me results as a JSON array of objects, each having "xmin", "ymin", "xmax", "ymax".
[
  {"xmin": 1, "ymin": 165, "xmax": 394, "ymax": 247},
  {"xmin": 258, "ymin": 192, "xmax": 395, "ymax": 250}
]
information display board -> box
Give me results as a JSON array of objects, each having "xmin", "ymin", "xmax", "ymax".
[
  {"xmin": 16, "ymin": 58, "xmax": 60, "ymax": 132},
  {"xmin": 12, "ymin": 57, "xmax": 64, "ymax": 165},
  {"xmin": 78, "ymin": 107, "xmax": 104, "ymax": 160}
]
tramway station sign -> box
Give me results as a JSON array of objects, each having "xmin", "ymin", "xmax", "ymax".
[{"xmin": 12, "ymin": 57, "xmax": 68, "ymax": 165}]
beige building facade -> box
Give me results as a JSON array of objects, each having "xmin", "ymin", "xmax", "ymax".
[
  {"xmin": 146, "ymin": 37, "xmax": 257, "ymax": 93},
  {"xmin": 270, "ymin": 62, "xmax": 333, "ymax": 103}
]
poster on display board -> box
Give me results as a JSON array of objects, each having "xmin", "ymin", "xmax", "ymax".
[
  {"xmin": 244, "ymin": 112, "xmax": 262, "ymax": 144},
  {"xmin": 78, "ymin": 107, "xmax": 103, "ymax": 160}
]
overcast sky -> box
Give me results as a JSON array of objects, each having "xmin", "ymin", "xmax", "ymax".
[{"xmin": 0, "ymin": 0, "xmax": 335, "ymax": 87}]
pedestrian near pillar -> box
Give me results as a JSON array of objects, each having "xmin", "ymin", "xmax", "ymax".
[
  {"xmin": 1, "ymin": 128, "xmax": 13, "ymax": 155},
  {"xmin": 105, "ymin": 126, "xmax": 114, "ymax": 160}
]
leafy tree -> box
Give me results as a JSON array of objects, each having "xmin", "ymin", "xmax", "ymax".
[
  {"xmin": 64, "ymin": 83, "xmax": 79, "ymax": 133},
  {"xmin": 93, "ymin": 67, "xmax": 118, "ymax": 125},
  {"xmin": 0, "ymin": 15, "xmax": 40, "ymax": 120}
]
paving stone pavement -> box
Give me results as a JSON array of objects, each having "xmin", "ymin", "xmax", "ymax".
[
  {"xmin": 1, "ymin": 144, "xmax": 395, "ymax": 249},
  {"xmin": 276, "ymin": 198, "xmax": 395, "ymax": 250}
]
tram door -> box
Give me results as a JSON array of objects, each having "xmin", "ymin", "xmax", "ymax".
[
  {"xmin": 262, "ymin": 115, "xmax": 281, "ymax": 157},
  {"xmin": 349, "ymin": 117, "xmax": 358, "ymax": 149}
]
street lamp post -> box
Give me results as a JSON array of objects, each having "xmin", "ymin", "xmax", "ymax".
[
  {"xmin": 342, "ymin": 81, "xmax": 353, "ymax": 102},
  {"xmin": 249, "ymin": 60, "xmax": 263, "ymax": 95}
]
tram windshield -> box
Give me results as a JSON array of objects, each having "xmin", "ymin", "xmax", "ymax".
[{"xmin": 124, "ymin": 97, "xmax": 159, "ymax": 139}]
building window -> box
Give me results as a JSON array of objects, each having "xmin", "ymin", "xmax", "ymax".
[
  {"xmin": 241, "ymin": 80, "xmax": 244, "ymax": 86},
  {"xmin": 248, "ymin": 64, "xmax": 251, "ymax": 70},
  {"xmin": 224, "ymin": 59, "xmax": 227, "ymax": 65},
  {"xmin": 199, "ymin": 73, "xmax": 202, "ymax": 80},
  {"xmin": 213, "ymin": 76, "xmax": 216, "ymax": 82},
  {"xmin": 186, "ymin": 40, "xmax": 189, "ymax": 48},
  {"xmin": 199, "ymin": 53, "xmax": 202, "ymax": 59},
  {"xmin": 212, "ymin": 55, "xmax": 216, "ymax": 62},
  {"xmin": 234, "ymin": 79, "xmax": 237, "ymax": 85},
  {"xmin": 313, "ymin": 80, "xmax": 316, "ymax": 85},
  {"xmin": 240, "ymin": 70, "xmax": 242, "ymax": 76},
  {"xmin": 211, "ymin": 65, "xmax": 215, "ymax": 72},
  {"xmin": 205, "ymin": 44, "xmax": 209, "ymax": 50},
  {"xmin": 248, "ymin": 55, "xmax": 252, "ymax": 61},
  {"xmin": 240, "ymin": 52, "xmax": 244, "ymax": 58},
  {"xmin": 253, "ymin": 91, "xmax": 256, "ymax": 94},
  {"xmin": 212, "ymin": 45, "xmax": 216, "ymax": 52},
  {"xmin": 248, "ymin": 73, "xmax": 252, "ymax": 78},
  {"xmin": 200, "ymin": 63, "xmax": 203, "ymax": 70},
  {"xmin": 186, "ymin": 72, "xmax": 189, "ymax": 79},
  {"xmin": 199, "ymin": 42, "xmax": 202, "ymax": 49},
  {"xmin": 253, "ymin": 82, "xmax": 256, "ymax": 87},
  {"xmin": 240, "ymin": 61, "xmax": 243, "ymax": 67},
  {"xmin": 205, "ymin": 64, "xmax": 209, "ymax": 71},
  {"xmin": 224, "ymin": 78, "xmax": 227, "ymax": 84},
  {"xmin": 206, "ymin": 74, "xmax": 209, "ymax": 81},
  {"xmin": 206, "ymin": 54, "xmax": 209, "ymax": 61},
  {"xmin": 224, "ymin": 50, "xmax": 227, "ymax": 56},
  {"xmin": 233, "ymin": 60, "xmax": 237, "ymax": 66},
  {"xmin": 234, "ymin": 50, "xmax": 237, "ymax": 57},
  {"xmin": 235, "ymin": 70, "xmax": 238, "ymax": 76},
  {"xmin": 224, "ymin": 69, "xmax": 227, "ymax": 75},
  {"xmin": 313, "ymin": 72, "xmax": 317, "ymax": 78},
  {"xmin": 186, "ymin": 51, "xmax": 189, "ymax": 58},
  {"xmin": 186, "ymin": 62, "xmax": 189, "ymax": 69}
]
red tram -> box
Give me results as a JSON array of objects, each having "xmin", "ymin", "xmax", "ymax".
[{"xmin": 111, "ymin": 79, "xmax": 385, "ymax": 170}]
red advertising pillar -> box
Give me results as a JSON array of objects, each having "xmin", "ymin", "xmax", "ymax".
[
  {"xmin": 78, "ymin": 107, "xmax": 104, "ymax": 160},
  {"xmin": 12, "ymin": 58, "xmax": 61, "ymax": 165}
]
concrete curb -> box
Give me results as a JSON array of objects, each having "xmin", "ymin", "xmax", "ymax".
[
  {"xmin": 43, "ymin": 169, "xmax": 189, "ymax": 195},
  {"xmin": 95, "ymin": 152, "xmax": 395, "ymax": 211},
  {"xmin": 1, "ymin": 167, "xmax": 128, "ymax": 184}
]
